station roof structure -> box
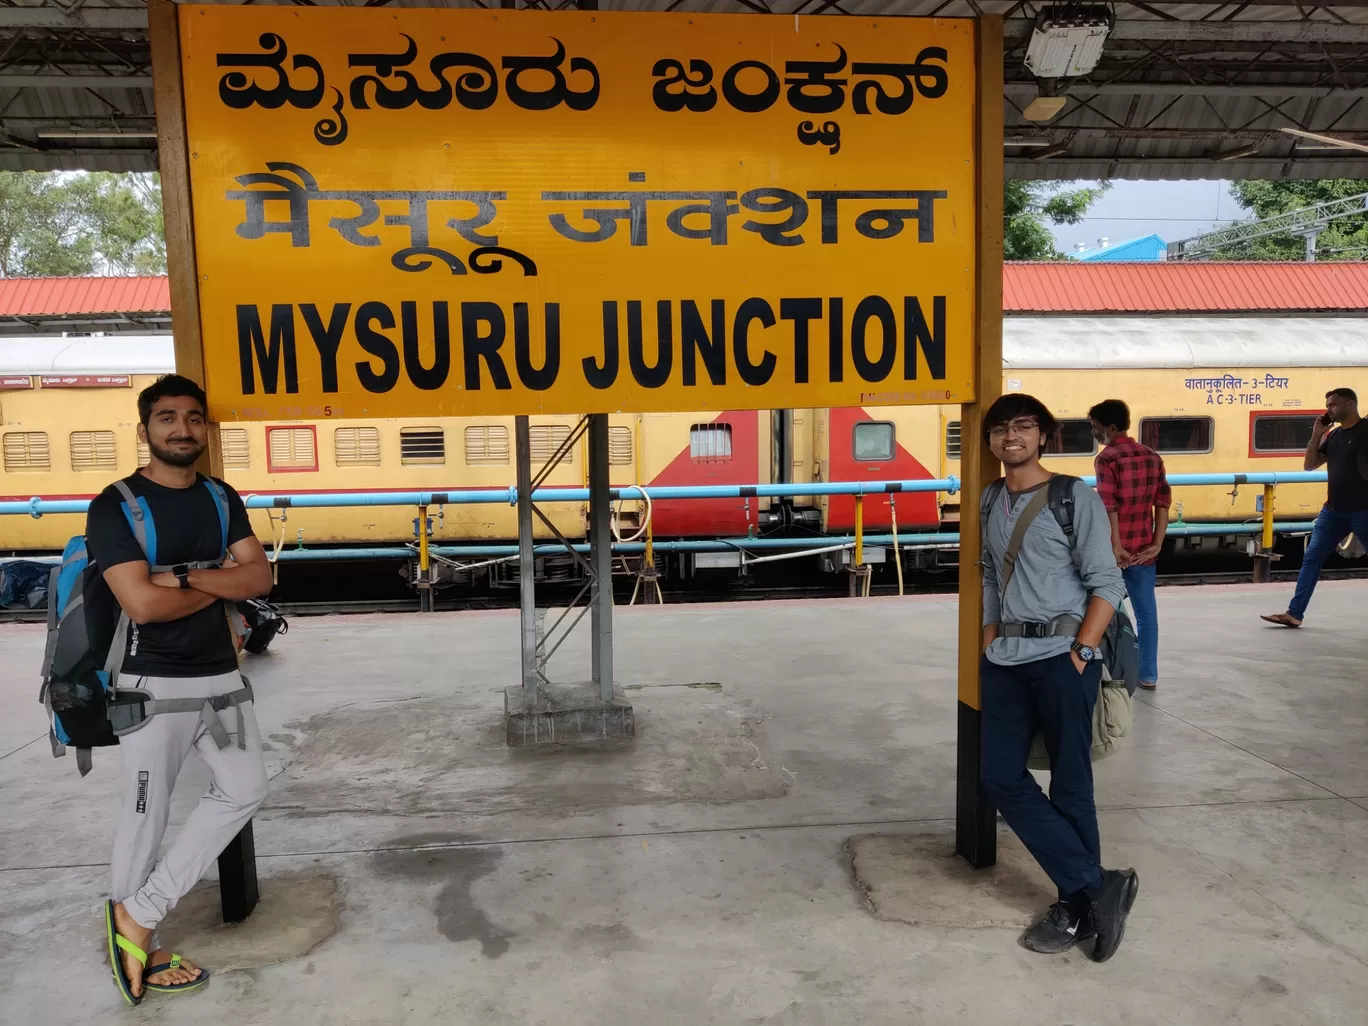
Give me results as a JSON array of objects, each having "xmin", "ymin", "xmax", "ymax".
[
  {"xmin": 3, "ymin": 263, "xmax": 1365, "ymax": 336},
  {"xmin": 3, "ymin": 1, "xmax": 1368, "ymax": 180}
]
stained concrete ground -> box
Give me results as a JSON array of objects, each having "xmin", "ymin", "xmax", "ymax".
[{"xmin": 2, "ymin": 580, "xmax": 1366, "ymax": 1025}]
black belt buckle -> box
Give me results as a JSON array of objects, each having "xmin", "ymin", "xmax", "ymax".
[
  {"xmin": 107, "ymin": 690, "xmax": 150, "ymax": 734},
  {"xmin": 1023, "ymin": 622, "xmax": 1049, "ymax": 639}
]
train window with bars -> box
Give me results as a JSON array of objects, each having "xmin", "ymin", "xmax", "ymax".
[
  {"xmin": 69, "ymin": 430, "xmax": 117, "ymax": 472},
  {"xmin": 400, "ymin": 427, "xmax": 446, "ymax": 466},
  {"xmin": 3, "ymin": 431, "xmax": 50, "ymax": 472},
  {"xmin": 609, "ymin": 425, "xmax": 633, "ymax": 466},
  {"xmin": 464, "ymin": 425, "xmax": 509, "ymax": 466},
  {"xmin": 266, "ymin": 426, "xmax": 318, "ymax": 472},
  {"xmin": 136, "ymin": 438, "xmax": 150, "ymax": 468},
  {"xmin": 529, "ymin": 424, "xmax": 574, "ymax": 465},
  {"xmin": 1043, "ymin": 419, "xmax": 1097, "ymax": 457},
  {"xmin": 334, "ymin": 426, "xmax": 381, "ymax": 467},
  {"xmin": 1252, "ymin": 414, "xmax": 1318, "ymax": 454},
  {"xmin": 1140, "ymin": 416, "xmax": 1213, "ymax": 454},
  {"xmin": 689, "ymin": 423, "xmax": 733, "ymax": 462},
  {"xmin": 220, "ymin": 427, "xmax": 250, "ymax": 469},
  {"xmin": 853, "ymin": 421, "xmax": 895, "ymax": 461},
  {"xmin": 945, "ymin": 421, "xmax": 962, "ymax": 460}
]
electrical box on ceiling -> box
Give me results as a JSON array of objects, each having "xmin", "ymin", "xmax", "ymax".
[{"xmin": 1025, "ymin": 8, "xmax": 1113, "ymax": 79}]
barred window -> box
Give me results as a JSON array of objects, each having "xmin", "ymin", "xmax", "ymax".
[
  {"xmin": 136, "ymin": 438, "xmax": 150, "ymax": 467},
  {"xmin": 3, "ymin": 431, "xmax": 50, "ymax": 471},
  {"xmin": 69, "ymin": 430, "xmax": 117, "ymax": 472},
  {"xmin": 689, "ymin": 423, "xmax": 733, "ymax": 462},
  {"xmin": 266, "ymin": 426, "xmax": 318, "ymax": 472},
  {"xmin": 945, "ymin": 420, "xmax": 961, "ymax": 460},
  {"xmin": 334, "ymin": 426, "xmax": 381, "ymax": 467},
  {"xmin": 609, "ymin": 425, "xmax": 633, "ymax": 466},
  {"xmin": 400, "ymin": 427, "xmax": 445, "ymax": 466},
  {"xmin": 529, "ymin": 424, "xmax": 573, "ymax": 465},
  {"xmin": 220, "ymin": 427, "xmax": 250, "ymax": 469},
  {"xmin": 464, "ymin": 425, "xmax": 510, "ymax": 466}
]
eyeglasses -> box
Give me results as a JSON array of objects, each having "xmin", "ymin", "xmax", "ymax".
[{"xmin": 988, "ymin": 418, "xmax": 1040, "ymax": 439}]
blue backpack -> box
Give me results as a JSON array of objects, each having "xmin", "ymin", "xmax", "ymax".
[{"xmin": 40, "ymin": 478, "xmax": 233, "ymax": 776}]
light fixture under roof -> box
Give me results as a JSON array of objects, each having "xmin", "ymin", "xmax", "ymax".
[{"xmin": 1023, "ymin": 94, "xmax": 1069, "ymax": 123}]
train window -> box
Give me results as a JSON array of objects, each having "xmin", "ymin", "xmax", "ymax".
[
  {"xmin": 69, "ymin": 431, "xmax": 117, "ymax": 472},
  {"xmin": 3, "ymin": 431, "xmax": 50, "ymax": 472},
  {"xmin": 334, "ymin": 427, "xmax": 381, "ymax": 467},
  {"xmin": 1252, "ymin": 414, "xmax": 1318, "ymax": 454},
  {"xmin": 266, "ymin": 426, "xmax": 318, "ymax": 472},
  {"xmin": 853, "ymin": 421, "xmax": 895, "ymax": 461},
  {"xmin": 1140, "ymin": 417, "xmax": 1213, "ymax": 454},
  {"xmin": 464, "ymin": 425, "xmax": 509, "ymax": 466},
  {"xmin": 689, "ymin": 423, "xmax": 733, "ymax": 462},
  {"xmin": 136, "ymin": 438, "xmax": 150, "ymax": 468},
  {"xmin": 400, "ymin": 427, "xmax": 445, "ymax": 466},
  {"xmin": 609, "ymin": 425, "xmax": 634, "ymax": 466},
  {"xmin": 221, "ymin": 428, "xmax": 251, "ymax": 469},
  {"xmin": 529, "ymin": 424, "xmax": 574, "ymax": 465},
  {"xmin": 1044, "ymin": 419, "xmax": 1097, "ymax": 457},
  {"xmin": 945, "ymin": 421, "xmax": 962, "ymax": 460}
]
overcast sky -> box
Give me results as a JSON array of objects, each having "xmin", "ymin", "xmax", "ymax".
[{"xmin": 1048, "ymin": 179, "xmax": 1243, "ymax": 256}]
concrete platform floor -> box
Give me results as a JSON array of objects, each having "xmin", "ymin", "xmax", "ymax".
[{"xmin": 2, "ymin": 580, "xmax": 1367, "ymax": 1025}]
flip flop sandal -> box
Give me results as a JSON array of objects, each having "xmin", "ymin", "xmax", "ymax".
[
  {"xmin": 143, "ymin": 955, "xmax": 210, "ymax": 994},
  {"xmin": 104, "ymin": 900, "xmax": 145, "ymax": 1007}
]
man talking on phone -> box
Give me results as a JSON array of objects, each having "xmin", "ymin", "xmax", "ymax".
[{"xmin": 1262, "ymin": 388, "xmax": 1367, "ymax": 628}]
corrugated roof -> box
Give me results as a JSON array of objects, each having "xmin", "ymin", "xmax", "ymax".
[
  {"xmin": 4, "ymin": 265, "xmax": 1368, "ymax": 320},
  {"xmin": 0, "ymin": 276, "xmax": 170, "ymax": 317},
  {"xmin": 1003, "ymin": 262, "xmax": 1368, "ymax": 313}
]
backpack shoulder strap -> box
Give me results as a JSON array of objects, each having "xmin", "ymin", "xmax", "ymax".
[
  {"xmin": 1047, "ymin": 474, "xmax": 1080, "ymax": 547},
  {"xmin": 203, "ymin": 477, "xmax": 231, "ymax": 559},
  {"xmin": 112, "ymin": 478, "xmax": 154, "ymax": 564},
  {"xmin": 999, "ymin": 485, "xmax": 1054, "ymax": 596},
  {"xmin": 980, "ymin": 478, "xmax": 1006, "ymax": 523}
]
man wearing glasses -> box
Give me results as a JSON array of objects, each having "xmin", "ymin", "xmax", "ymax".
[{"xmin": 978, "ymin": 394, "xmax": 1139, "ymax": 962}]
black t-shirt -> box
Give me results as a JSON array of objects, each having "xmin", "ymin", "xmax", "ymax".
[
  {"xmin": 1321, "ymin": 419, "xmax": 1368, "ymax": 513},
  {"xmin": 85, "ymin": 472, "xmax": 254, "ymax": 677}
]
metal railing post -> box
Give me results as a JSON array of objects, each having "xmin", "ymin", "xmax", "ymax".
[
  {"xmin": 588, "ymin": 414, "xmax": 614, "ymax": 703},
  {"xmin": 516, "ymin": 416, "xmax": 538, "ymax": 707}
]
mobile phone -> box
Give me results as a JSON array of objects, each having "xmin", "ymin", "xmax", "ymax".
[{"xmin": 1320, "ymin": 412, "xmax": 1334, "ymax": 427}]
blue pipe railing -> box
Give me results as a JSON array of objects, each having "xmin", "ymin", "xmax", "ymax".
[{"xmin": 0, "ymin": 470, "xmax": 1331, "ymax": 518}]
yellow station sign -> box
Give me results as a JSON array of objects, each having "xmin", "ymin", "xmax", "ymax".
[{"xmin": 179, "ymin": 7, "xmax": 979, "ymax": 420}]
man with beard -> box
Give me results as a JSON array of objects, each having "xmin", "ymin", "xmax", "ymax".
[
  {"xmin": 85, "ymin": 374, "xmax": 272, "ymax": 1003},
  {"xmin": 978, "ymin": 393, "xmax": 1139, "ymax": 961}
]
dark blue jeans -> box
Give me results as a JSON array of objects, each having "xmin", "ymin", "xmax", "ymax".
[
  {"xmin": 1288, "ymin": 505, "xmax": 1368, "ymax": 621},
  {"xmin": 980, "ymin": 651, "xmax": 1105, "ymax": 901},
  {"xmin": 1122, "ymin": 562, "xmax": 1159, "ymax": 684}
]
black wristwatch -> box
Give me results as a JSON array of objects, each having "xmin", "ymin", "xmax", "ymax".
[
  {"xmin": 1071, "ymin": 641, "xmax": 1097, "ymax": 661},
  {"xmin": 172, "ymin": 564, "xmax": 191, "ymax": 590}
]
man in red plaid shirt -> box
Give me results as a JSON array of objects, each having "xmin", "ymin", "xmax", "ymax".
[{"xmin": 1089, "ymin": 399, "xmax": 1171, "ymax": 690}]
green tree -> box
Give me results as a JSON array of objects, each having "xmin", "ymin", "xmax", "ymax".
[
  {"xmin": 1004, "ymin": 180, "xmax": 1111, "ymax": 260},
  {"xmin": 1218, "ymin": 179, "xmax": 1368, "ymax": 260},
  {"xmin": 0, "ymin": 171, "xmax": 165, "ymax": 277}
]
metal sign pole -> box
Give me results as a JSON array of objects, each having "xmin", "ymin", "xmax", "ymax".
[
  {"xmin": 588, "ymin": 414, "xmax": 615, "ymax": 704},
  {"xmin": 516, "ymin": 415, "xmax": 538, "ymax": 708}
]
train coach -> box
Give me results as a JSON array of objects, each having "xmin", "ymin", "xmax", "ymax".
[{"xmin": 4, "ymin": 316, "xmax": 1364, "ymax": 576}]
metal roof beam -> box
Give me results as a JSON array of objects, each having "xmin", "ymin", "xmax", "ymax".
[
  {"xmin": 0, "ymin": 8, "xmax": 148, "ymax": 30},
  {"xmin": 0, "ymin": 74, "xmax": 152, "ymax": 88},
  {"xmin": 1005, "ymin": 80, "xmax": 1368, "ymax": 96},
  {"xmin": 1007, "ymin": 20, "xmax": 1368, "ymax": 44}
]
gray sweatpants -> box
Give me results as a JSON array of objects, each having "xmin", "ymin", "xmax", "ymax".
[{"xmin": 112, "ymin": 670, "xmax": 268, "ymax": 932}]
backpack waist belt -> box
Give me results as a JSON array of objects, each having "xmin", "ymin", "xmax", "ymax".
[
  {"xmin": 118, "ymin": 680, "xmax": 255, "ymax": 751},
  {"xmin": 999, "ymin": 615, "xmax": 1082, "ymax": 639}
]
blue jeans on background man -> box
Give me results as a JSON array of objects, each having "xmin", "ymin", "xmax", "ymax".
[
  {"xmin": 1122, "ymin": 562, "xmax": 1159, "ymax": 685},
  {"xmin": 1288, "ymin": 505, "xmax": 1368, "ymax": 621},
  {"xmin": 980, "ymin": 652, "xmax": 1105, "ymax": 902}
]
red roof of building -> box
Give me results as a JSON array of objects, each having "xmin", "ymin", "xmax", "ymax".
[
  {"xmin": 3, "ymin": 264, "xmax": 1368, "ymax": 318},
  {"xmin": 1003, "ymin": 261, "xmax": 1368, "ymax": 313},
  {"xmin": 0, "ymin": 276, "xmax": 169, "ymax": 318}
]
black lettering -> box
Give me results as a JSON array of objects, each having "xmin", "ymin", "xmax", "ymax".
[
  {"xmin": 652, "ymin": 58, "xmax": 717, "ymax": 112},
  {"xmin": 354, "ymin": 302, "xmax": 401, "ymax": 393},
  {"xmin": 461, "ymin": 302, "xmax": 512, "ymax": 390},
  {"xmin": 236, "ymin": 304, "xmax": 298, "ymax": 396},
  {"xmin": 733, "ymin": 298, "xmax": 776, "ymax": 387},
  {"xmin": 584, "ymin": 302, "xmax": 620, "ymax": 389},
  {"xmin": 300, "ymin": 303, "xmax": 350, "ymax": 394},
  {"xmin": 400, "ymin": 301, "xmax": 451, "ymax": 391},
  {"xmin": 780, "ymin": 298, "xmax": 821, "ymax": 384},
  {"xmin": 681, "ymin": 299, "xmax": 726, "ymax": 386},
  {"xmin": 904, "ymin": 295, "xmax": 946, "ymax": 381},
  {"xmin": 722, "ymin": 60, "xmax": 780, "ymax": 113},
  {"xmin": 627, "ymin": 300, "xmax": 673, "ymax": 388},
  {"xmin": 851, "ymin": 296, "xmax": 897, "ymax": 383},
  {"xmin": 515, "ymin": 302, "xmax": 560, "ymax": 391},
  {"xmin": 828, "ymin": 297, "xmax": 843, "ymax": 383}
]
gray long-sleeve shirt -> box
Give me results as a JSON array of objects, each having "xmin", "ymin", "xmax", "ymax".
[{"xmin": 982, "ymin": 477, "xmax": 1127, "ymax": 667}]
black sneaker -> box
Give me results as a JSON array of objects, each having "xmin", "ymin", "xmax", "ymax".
[
  {"xmin": 1089, "ymin": 869, "xmax": 1140, "ymax": 963},
  {"xmin": 1021, "ymin": 902, "xmax": 1095, "ymax": 954}
]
